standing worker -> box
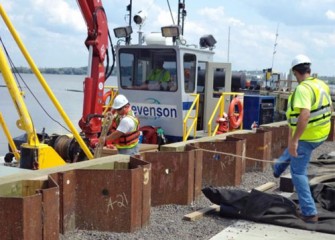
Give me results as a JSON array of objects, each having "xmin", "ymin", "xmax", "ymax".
[
  {"xmin": 104, "ymin": 94, "xmax": 140, "ymax": 155},
  {"xmin": 272, "ymin": 54, "xmax": 332, "ymax": 223}
]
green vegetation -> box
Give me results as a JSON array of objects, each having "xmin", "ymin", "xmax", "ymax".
[
  {"xmin": 11, "ymin": 66, "xmax": 117, "ymax": 76},
  {"xmin": 13, "ymin": 66, "xmax": 87, "ymax": 75}
]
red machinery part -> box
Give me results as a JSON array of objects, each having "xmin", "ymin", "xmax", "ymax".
[{"xmin": 77, "ymin": 0, "xmax": 109, "ymax": 141}]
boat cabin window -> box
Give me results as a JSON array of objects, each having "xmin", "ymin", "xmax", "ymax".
[
  {"xmin": 183, "ymin": 54, "xmax": 196, "ymax": 93},
  {"xmin": 118, "ymin": 49, "xmax": 177, "ymax": 91},
  {"xmin": 196, "ymin": 62, "xmax": 206, "ymax": 93}
]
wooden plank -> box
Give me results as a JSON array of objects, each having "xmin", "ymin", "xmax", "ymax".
[
  {"xmin": 183, "ymin": 182, "xmax": 276, "ymax": 221},
  {"xmin": 183, "ymin": 204, "xmax": 220, "ymax": 221},
  {"xmin": 160, "ymin": 130, "xmax": 251, "ymax": 152},
  {"xmin": 22, "ymin": 180, "xmax": 47, "ymax": 197},
  {"xmin": 309, "ymin": 173, "xmax": 335, "ymax": 185},
  {"xmin": 94, "ymin": 112, "xmax": 113, "ymax": 158},
  {"xmin": 0, "ymin": 154, "xmax": 130, "ymax": 186},
  {"xmin": 253, "ymin": 181, "xmax": 276, "ymax": 192},
  {"xmin": 139, "ymin": 144, "xmax": 159, "ymax": 152}
]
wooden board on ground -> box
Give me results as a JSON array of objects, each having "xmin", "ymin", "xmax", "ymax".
[
  {"xmin": 183, "ymin": 204, "xmax": 220, "ymax": 221},
  {"xmin": 183, "ymin": 182, "xmax": 276, "ymax": 221},
  {"xmin": 139, "ymin": 144, "xmax": 159, "ymax": 152}
]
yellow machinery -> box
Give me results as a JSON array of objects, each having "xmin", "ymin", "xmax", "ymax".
[
  {"xmin": 0, "ymin": 4, "xmax": 94, "ymax": 169},
  {"xmin": 0, "ymin": 46, "xmax": 66, "ymax": 169},
  {"xmin": 0, "ymin": 112, "xmax": 20, "ymax": 162}
]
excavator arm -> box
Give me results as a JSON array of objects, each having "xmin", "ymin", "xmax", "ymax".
[{"xmin": 77, "ymin": 0, "xmax": 109, "ymax": 146}]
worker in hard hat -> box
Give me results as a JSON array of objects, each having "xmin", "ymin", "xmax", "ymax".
[
  {"xmin": 103, "ymin": 94, "xmax": 140, "ymax": 155},
  {"xmin": 141, "ymin": 57, "xmax": 171, "ymax": 90},
  {"xmin": 272, "ymin": 54, "xmax": 332, "ymax": 223}
]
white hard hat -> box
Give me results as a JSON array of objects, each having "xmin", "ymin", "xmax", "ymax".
[
  {"xmin": 291, "ymin": 54, "xmax": 311, "ymax": 69},
  {"xmin": 112, "ymin": 94, "xmax": 129, "ymax": 109}
]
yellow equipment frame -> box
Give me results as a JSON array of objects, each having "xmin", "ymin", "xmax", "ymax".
[{"xmin": 0, "ymin": 4, "xmax": 94, "ymax": 168}]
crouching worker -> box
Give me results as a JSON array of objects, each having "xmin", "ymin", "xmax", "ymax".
[{"xmin": 103, "ymin": 94, "xmax": 140, "ymax": 155}]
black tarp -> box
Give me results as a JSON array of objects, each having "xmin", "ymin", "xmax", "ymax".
[{"xmin": 202, "ymin": 182, "xmax": 335, "ymax": 234}]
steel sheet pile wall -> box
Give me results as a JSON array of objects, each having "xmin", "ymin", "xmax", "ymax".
[
  {"xmin": 134, "ymin": 150, "xmax": 202, "ymax": 206},
  {"xmin": 51, "ymin": 158, "xmax": 151, "ymax": 233},
  {"xmin": 261, "ymin": 125, "xmax": 289, "ymax": 159},
  {"xmin": 49, "ymin": 171, "xmax": 77, "ymax": 234},
  {"xmin": 327, "ymin": 115, "xmax": 335, "ymax": 141},
  {"xmin": 232, "ymin": 129, "xmax": 272, "ymax": 172},
  {"xmin": 186, "ymin": 136, "xmax": 246, "ymax": 187},
  {"xmin": 0, "ymin": 178, "xmax": 59, "ymax": 240},
  {"xmin": 0, "ymin": 157, "xmax": 151, "ymax": 239}
]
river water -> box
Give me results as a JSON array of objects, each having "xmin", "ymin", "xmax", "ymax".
[{"xmin": 0, "ymin": 73, "xmax": 116, "ymax": 156}]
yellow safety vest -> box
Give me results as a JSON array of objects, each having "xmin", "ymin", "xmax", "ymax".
[
  {"xmin": 286, "ymin": 77, "xmax": 332, "ymax": 142},
  {"xmin": 148, "ymin": 68, "xmax": 170, "ymax": 82}
]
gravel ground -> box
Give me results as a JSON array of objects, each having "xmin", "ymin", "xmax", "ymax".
[{"xmin": 60, "ymin": 141, "xmax": 335, "ymax": 240}]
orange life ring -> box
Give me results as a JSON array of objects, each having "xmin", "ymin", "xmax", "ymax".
[
  {"xmin": 103, "ymin": 91, "xmax": 112, "ymax": 105},
  {"xmin": 102, "ymin": 91, "xmax": 112, "ymax": 112},
  {"xmin": 228, "ymin": 97, "xmax": 244, "ymax": 129}
]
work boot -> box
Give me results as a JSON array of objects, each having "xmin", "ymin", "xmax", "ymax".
[
  {"xmin": 300, "ymin": 215, "xmax": 318, "ymax": 223},
  {"xmin": 271, "ymin": 162, "xmax": 280, "ymax": 178}
]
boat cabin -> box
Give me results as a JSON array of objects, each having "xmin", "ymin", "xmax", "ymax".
[{"xmin": 116, "ymin": 41, "xmax": 232, "ymax": 142}]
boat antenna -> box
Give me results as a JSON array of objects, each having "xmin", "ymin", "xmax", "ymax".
[
  {"xmin": 166, "ymin": 0, "xmax": 176, "ymax": 25},
  {"xmin": 177, "ymin": 0, "xmax": 186, "ymax": 35},
  {"xmin": 126, "ymin": 0, "xmax": 132, "ymax": 45},
  {"xmin": 227, "ymin": 26, "xmax": 231, "ymax": 62},
  {"xmin": 271, "ymin": 23, "xmax": 279, "ymax": 70}
]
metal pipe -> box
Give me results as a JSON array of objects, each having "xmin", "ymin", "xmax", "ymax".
[
  {"xmin": 0, "ymin": 46, "xmax": 39, "ymax": 146},
  {"xmin": 0, "ymin": 112, "xmax": 20, "ymax": 161}
]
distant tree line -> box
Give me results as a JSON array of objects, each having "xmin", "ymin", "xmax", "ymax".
[
  {"xmin": 320, "ymin": 76, "xmax": 335, "ymax": 85},
  {"xmin": 12, "ymin": 66, "xmax": 87, "ymax": 75},
  {"xmin": 11, "ymin": 66, "xmax": 116, "ymax": 76}
]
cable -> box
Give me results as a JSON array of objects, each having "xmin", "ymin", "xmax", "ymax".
[
  {"xmin": 0, "ymin": 38, "xmax": 71, "ymax": 133},
  {"xmin": 105, "ymin": 31, "xmax": 115, "ymax": 80},
  {"xmin": 166, "ymin": 0, "xmax": 176, "ymax": 25},
  {"xmin": 0, "ymin": 38, "xmax": 24, "ymax": 92}
]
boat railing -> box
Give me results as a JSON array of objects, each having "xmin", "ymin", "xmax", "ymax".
[
  {"xmin": 182, "ymin": 94, "xmax": 200, "ymax": 141},
  {"xmin": 102, "ymin": 86, "xmax": 119, "ymax": 115},
  {"xmin": 207, "ymin": 92, "xmax": 244, "ymax": 136}
]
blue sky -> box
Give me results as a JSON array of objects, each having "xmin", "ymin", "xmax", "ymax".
[{"xmin": 1, "ymin": 0, "xmax": 335, "ymax": 76}]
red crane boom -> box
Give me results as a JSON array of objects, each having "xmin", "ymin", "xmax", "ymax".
[{"xmin": 77, "ymin": 0, "xmax": 109, "ymax": 146}]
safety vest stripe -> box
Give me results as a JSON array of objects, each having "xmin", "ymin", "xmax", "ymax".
[
  {"xmin": 289, "ymin": 113, "xmax": 331, "ymax": 126},
  {"xmin": 288, "ymin": 106, "xmax": 331, "ymax": 124},
  {"xmin": 288, "ymin": 78, "xmax": 331, "ymax": 127}
]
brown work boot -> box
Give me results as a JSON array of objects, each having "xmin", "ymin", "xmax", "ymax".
[{"xmin": 300, "ymin": 215, "xmax": 318, "ymax": 223}]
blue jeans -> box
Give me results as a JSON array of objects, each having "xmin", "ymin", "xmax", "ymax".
[
  {"xmin": 118, "ymin": 144, "xmax": 139, "ymax": 155},
  {"xmin": 273, "ymin": 140, "xmax": 323, "ymax": 216}
]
